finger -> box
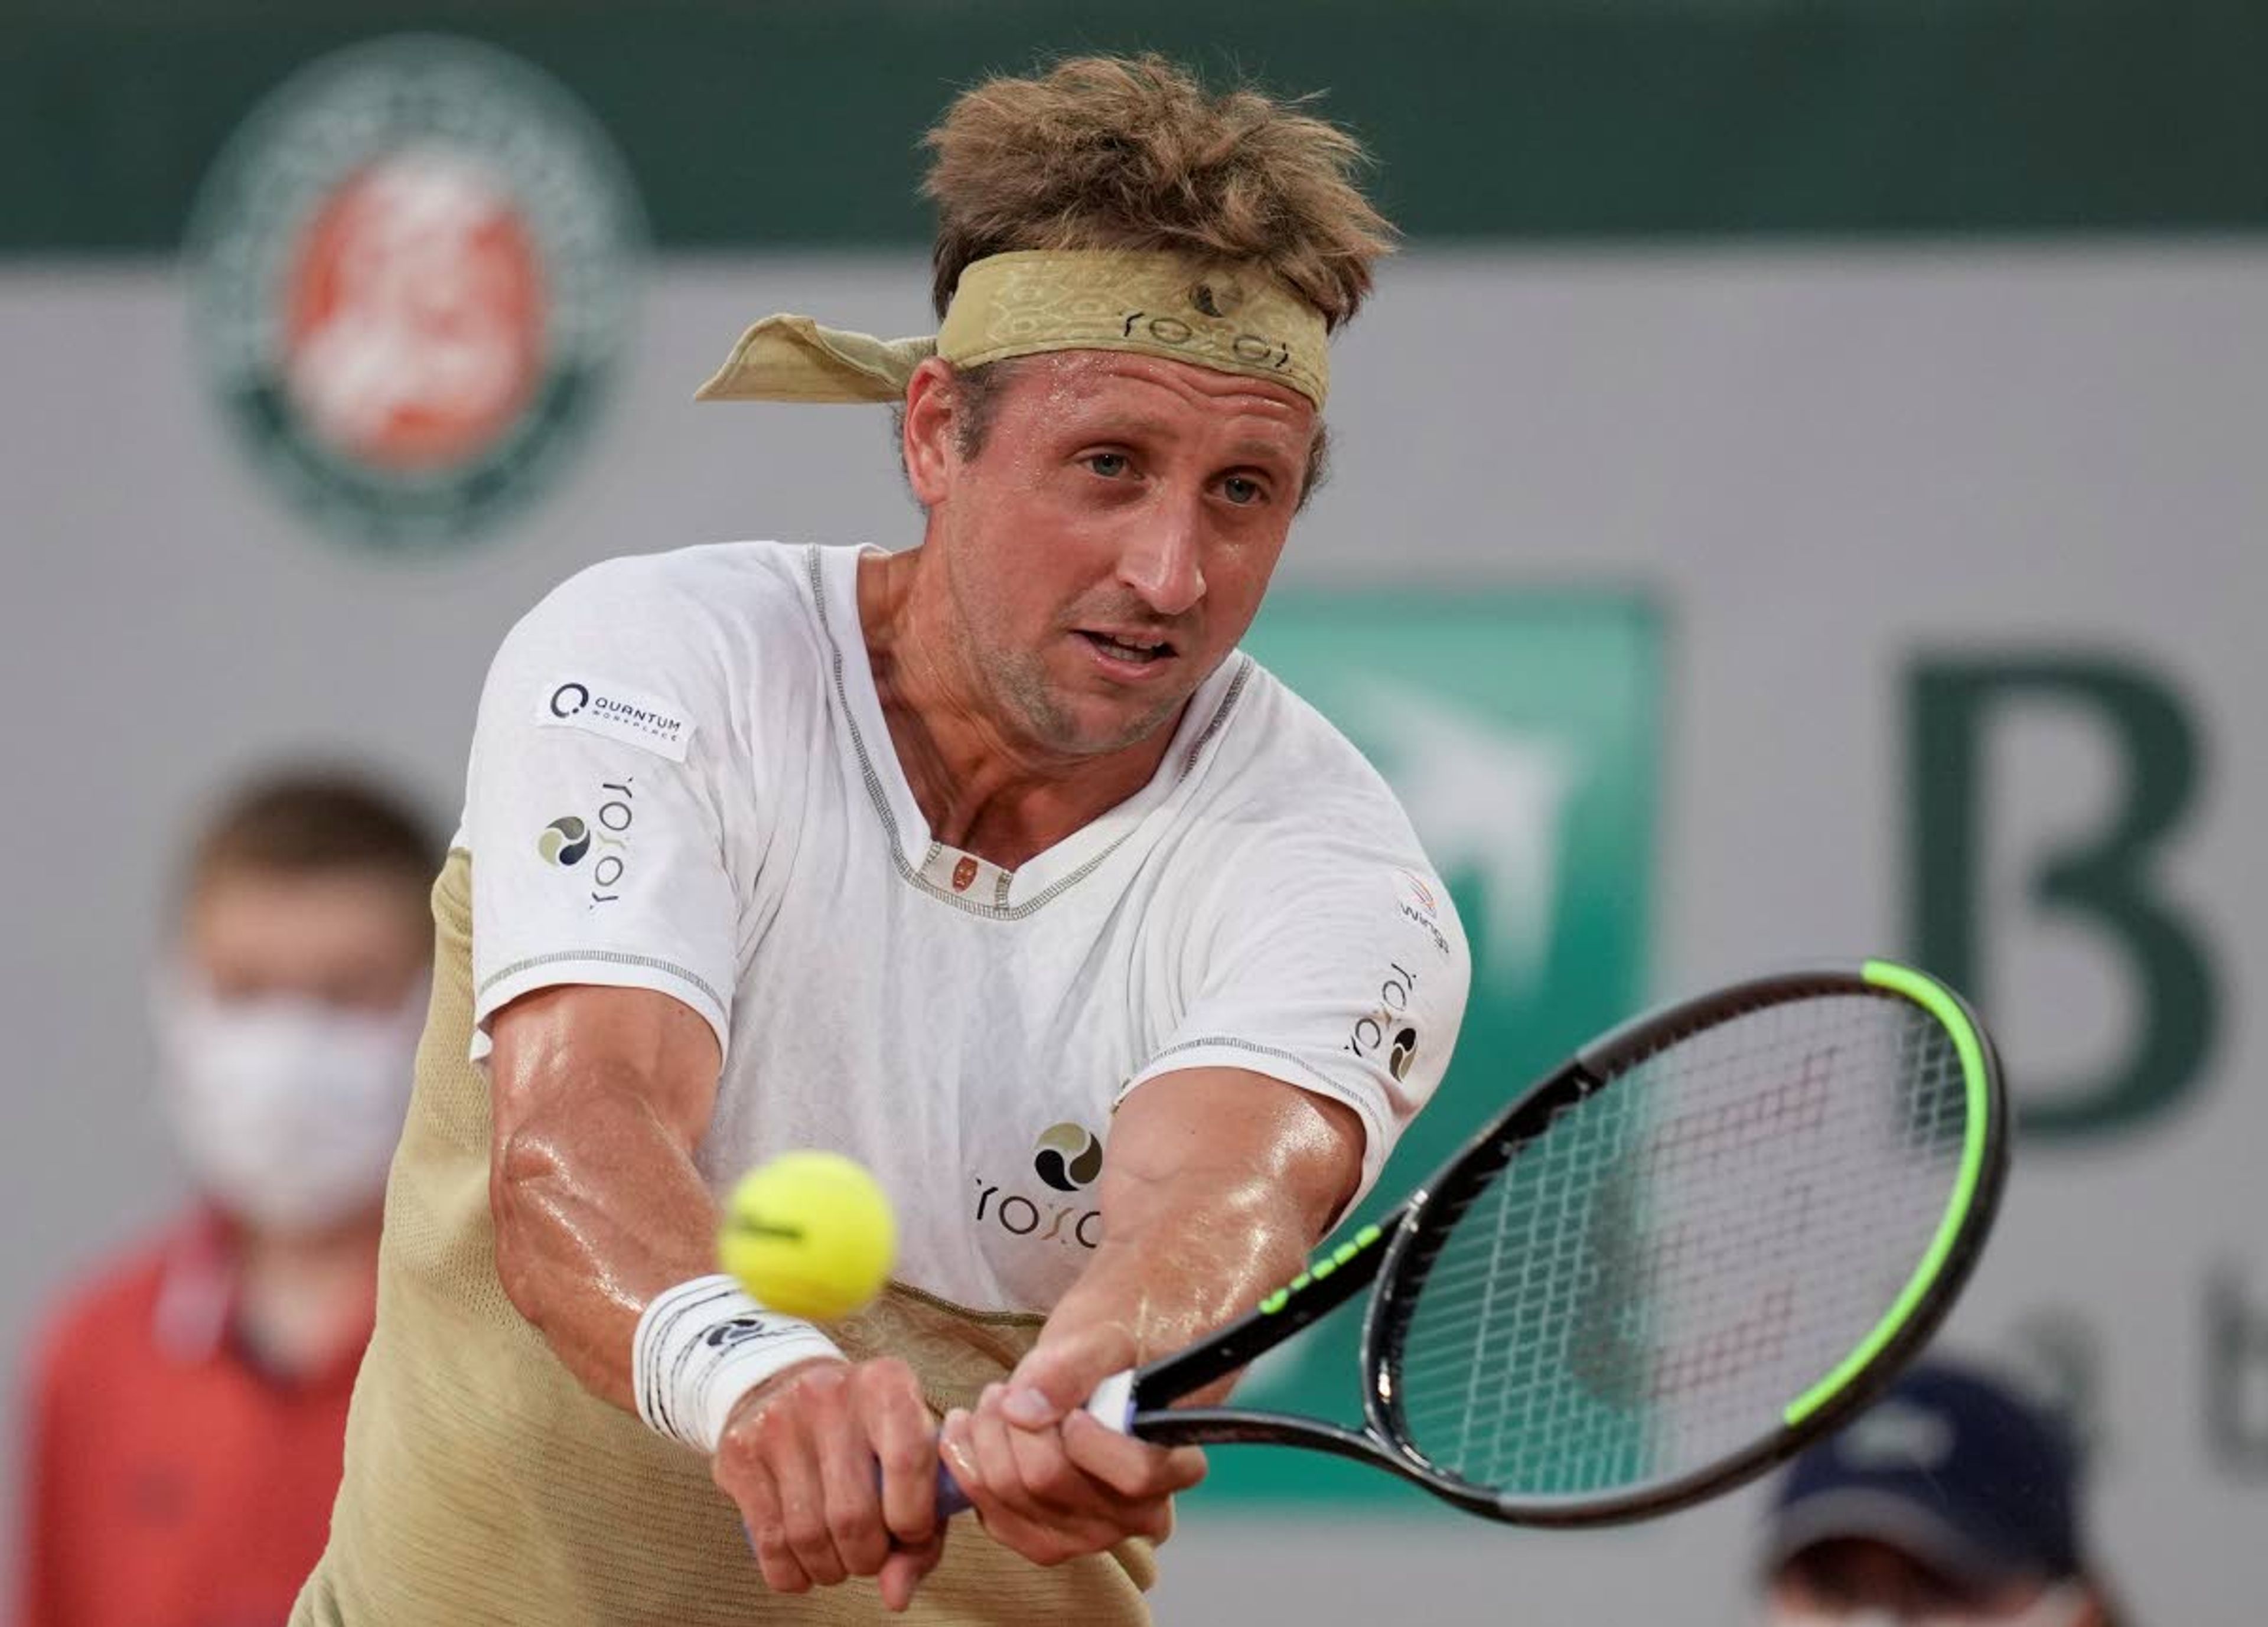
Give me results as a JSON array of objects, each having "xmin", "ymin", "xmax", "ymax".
[
  {"xmin": 961, "ymin": 1485, "xmax": 1078, "ymax": 1567},
  {"xmin": 814, "ymin": 1392, "xmax": 889, "ymax": 1579},
  {"xmin": 1002, "ymin": 1396, "xmax": 1090, "ymax": 1515},
  {"xmin": 1028, "ymin": 1421, "xmax": 1173, "ymax": 1547},
  {"xmin": 735, "ymin": 1492, "xmax": 816, "ymax": 1594},
  {"xmin": 1002, "ymin": 1325, "xmax": 1137, "ymax": 1427},
  {"xmin": 862, "ymin": 1362, "xmax": 941, "ymax": 1546},
  {"xmin": 716, "ymin": 1408, "xmax": 812, "ymax": 1594},
  {"xmin": 941, "ymin": 1405, "xmax": 1073, "ymax": 1563},
  {"xmin": 939, "ymin": 1406, "xmax": 979, "ymax": 1503},
  {"xmin": 972, "ymin": 1390, "xmax": 1140, "ymax": 1563},
  {"xmin": 878, "ymin": 1528, "xmax": 946, "ymax": 1613},
  {"xmin": 775, "ymin": 1375, "xmax": 850, "ymax": 1587},
  {"xmin": 1061, "ymin": 1408, "xmax": 1208, "ymax": 1499},
  {"xmin": 964, "ymin": 1384, "xmax": 1045, "ymax": 1520},
  {"xmin": 751, "ymin": 1522, "xmax": 815, "ymax": 1596}
]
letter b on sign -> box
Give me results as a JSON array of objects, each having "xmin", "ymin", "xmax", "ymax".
[{"xmin": 1908, "ymin": 656, "xmax": 2217, "ymax": 1138}]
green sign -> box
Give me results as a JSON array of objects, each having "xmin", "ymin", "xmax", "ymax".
[
  {"xmin": 1189, "ymin": 590, "xmax": 1663, "ymax": 1510},
  {"xmin": 17, "ymin": 3, "xmax": 2268, "ymax": 252},
  {"xmin": 1907, "ymin": 653, "xmax": 2220, "ymax": 1137}
]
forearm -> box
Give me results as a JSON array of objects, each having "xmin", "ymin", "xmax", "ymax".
[
  {"xmin": 1042, "ymin": 1182, "xmax": 1317, "ymax": 1403},
  {"xmin": 939, "ymin": 1076, "xmax": 1359, "ymax": 1560},
  {"xmin": 488, "ymin": 984, "xmax": 728, "ymax": 1414},
  {"xmin": 491, "ymin": 1072, "xmax": 721, "ymax": 1411},
  {"xmin": 1035, "ymin": 1072, "xmax": 1364, "ymax": 1403}
]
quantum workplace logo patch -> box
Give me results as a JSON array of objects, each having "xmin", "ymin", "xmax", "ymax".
[{"xmin": 185, "ymin": 35, "xmax": 644, "ymax": 555}]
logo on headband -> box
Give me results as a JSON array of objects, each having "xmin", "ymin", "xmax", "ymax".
[
  {"xmin": 1120, "ymin": 309, "xmax": 1294, "ymax": 375},
  {"xmin": 185, "ymin": 35, "xmax": 645, "ymax": 556},
  {"xmin": 1190, "ymin": 280, "xmax": 1244, "ymax": 319},
  {"xmin": 931, "ymin": 251, "xmax": 1328, "ymax": 406}
]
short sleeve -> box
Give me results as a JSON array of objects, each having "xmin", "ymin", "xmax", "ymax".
[
  {"xmin": 1121, "ymin": 841, "xmax": 1472, "ymax": 1208},
  {"xmin": 463, "ymin": 560, "xmax": 745, "ymax": 1062}
]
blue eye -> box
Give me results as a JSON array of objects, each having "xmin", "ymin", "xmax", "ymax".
[
  {"xmin": 1085, "ymin": 452, "xmax": 1130, "ymax": 478},
  {"xmin": 1221, "ymin": 475, "xmax": 1265, "ymax": 506}
]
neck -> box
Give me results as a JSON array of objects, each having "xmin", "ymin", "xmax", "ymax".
[
  {"xmin": 857, "ymin": 547, "xmax": 1180, "ymax": 870},
  {"xmin": 232, "ymin": 1209, "xmax": 382, "ymax": 1379}
]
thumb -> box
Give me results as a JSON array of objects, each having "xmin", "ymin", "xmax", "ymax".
[
  {"xmin": 1002, "ymin": 1322, "xmax": 1135, "ymax": 1427},
  {"xmin": 878, "ymin": 1529, "xmax": 944, "ymax": 1613}
]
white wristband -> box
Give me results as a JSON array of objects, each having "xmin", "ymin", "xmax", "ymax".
[{"xmin": 633, "ymin": 1274, "xmax": 843, "ymax": 1453}]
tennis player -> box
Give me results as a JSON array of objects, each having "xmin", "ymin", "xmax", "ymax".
[{"xmin": 295, "ymin": 54, "xmax": 1469, "ymax": 1624}]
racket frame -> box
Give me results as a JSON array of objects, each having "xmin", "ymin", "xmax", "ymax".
[{"xmin": 1122, "ymin": 961, "xmax": 2010, "ymax": 1526}]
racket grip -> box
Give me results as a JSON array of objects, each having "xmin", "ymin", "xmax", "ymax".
[
  {"xmin": 934, "ymin": 1459, "xmax": 975, "ymax": 1519},
  {"xmin": 930, "ymin": 1368, "xmax": 1137, "ymax": 1518}
]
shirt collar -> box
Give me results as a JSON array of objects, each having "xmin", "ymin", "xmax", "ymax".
[{"xmin": 150, "ymin": 1205, "xmax": 239, "ymax": 1365}]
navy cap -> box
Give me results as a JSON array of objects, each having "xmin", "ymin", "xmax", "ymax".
[{"xmin": 1764, "ymin": 1361, "xmax": 2083, "ymax": 1586}]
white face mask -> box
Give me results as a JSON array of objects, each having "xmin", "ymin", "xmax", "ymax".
[
  {"xmin": 1765, "ymin": 1582, "xmax": 2090, "ymax": 1627},
  {"xmin": 155, "ymin": 976, "xmax": 426, "ymax": 1233}
]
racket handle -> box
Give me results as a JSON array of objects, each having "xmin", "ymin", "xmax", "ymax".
[
  {"xmin": 931, "ymin": 1368, "xmax": 1137, "ymax": 1518},
  {"xmin": 934, "ymin": 1459, "xmax": 974, "ymax": 1518}
]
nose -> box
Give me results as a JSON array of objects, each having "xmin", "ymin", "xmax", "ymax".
[{"xmin": 1116, "ymin": 493, "xmax": 1206, "ymax": 617}]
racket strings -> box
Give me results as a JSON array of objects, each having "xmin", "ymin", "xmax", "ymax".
[{"xmin": 1386, "ymin": 996, "xmax": 1969, "ymax": 1499}]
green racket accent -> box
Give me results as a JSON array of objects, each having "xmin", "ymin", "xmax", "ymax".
[
  {"xmin": 1781, "ymin": 961, "xmax": 1992, "ymax": 1426},
  {"xmin": 1259, "ymin": 1222, "xmax": 1384, "ymax": 1315}
]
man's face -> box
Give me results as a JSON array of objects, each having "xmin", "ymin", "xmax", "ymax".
[
  {"xmin": 184, "ymin": 866, "xmax": 429, "ymax": 1012},
  {"xmin": 917, "ymin": 351, "xmax": 1316, "ymax": 757}
]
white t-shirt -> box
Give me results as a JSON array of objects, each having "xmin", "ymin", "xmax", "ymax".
[{"xmin": 460, "ymin": 542, "xmax": 1469, "ymax": 1315}]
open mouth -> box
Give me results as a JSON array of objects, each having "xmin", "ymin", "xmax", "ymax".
[{"xmin": 1075, "ymin": 628, "xmax": 1177, "ymax": 667}]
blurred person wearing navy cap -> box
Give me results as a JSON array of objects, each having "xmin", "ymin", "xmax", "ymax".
[
  {"xmin": 1759, "ymin": 1359, "xmax": 2126, "ymax": 1626},
  {"xmin": 14, "ymin": 770, "xmax": 438, "ymax": 1627}
]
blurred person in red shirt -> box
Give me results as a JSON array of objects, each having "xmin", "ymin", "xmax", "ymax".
[{"xmin": 15, "ymin": 770, "xmax": 438, "ymax": 1627}]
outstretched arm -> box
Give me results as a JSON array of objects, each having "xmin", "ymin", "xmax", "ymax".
[
  {"xmin": 942, "ymin": 1066, "xmax": 1366, "ymax": 1563},
  {"xmin": 488, "ymin": 984, "xmax": 947, "ymax": 1610},
  {"xmin": 487, "ymin": 983, "xmax": 725, "ymax": 1408}
]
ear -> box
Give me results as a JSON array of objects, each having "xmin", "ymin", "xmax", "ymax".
[{"xmin": 901, "ymin": 357, "xmax": 961, "ymax": 508}]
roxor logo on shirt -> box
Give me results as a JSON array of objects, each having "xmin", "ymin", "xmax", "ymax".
[
  {"xmin": 533, "ymin": 778, "xmax": 637, "ymax": 909},
  {"xmin": 536, "ymin": 816, "xmax": 591, "ymax": 866},
  {"xmin": 1032, "ymin": 1122, "xmax": 1104, "ymax": 1191},
  {"xmin": 972, "ymin": 1121, "xmax": 1107, "ymax": 1251},
  {"xmin": 1347, "ymin": 960, "xmax": 1423, "ymax": 1083}
]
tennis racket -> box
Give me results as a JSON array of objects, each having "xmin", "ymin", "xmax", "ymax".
[{"xmin": 939, "ymin": 959, "xmax": 2007, "ymax": 1525}]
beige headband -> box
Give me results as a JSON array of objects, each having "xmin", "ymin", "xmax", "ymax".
[{"xmin": 693, "ymin": 249, "xmax": 1330, "ymax": 410}]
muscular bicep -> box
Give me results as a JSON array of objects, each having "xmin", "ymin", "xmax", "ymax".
[
  {"xmin": 1100, "ymin": 1067, "xmax": 1364, "ymax": 1247},
  {"xmin": 490, "ymin": 982, "xmax": 724, "ymax": 1156},
  {"xmin": 486, "ymin": 983, "xmax": 726, "ymax": 1408}
]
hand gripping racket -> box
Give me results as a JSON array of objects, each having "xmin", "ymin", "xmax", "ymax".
[{"xmin": 937, "ymin": 960, "xmax": 2008, "ymax": 1524}]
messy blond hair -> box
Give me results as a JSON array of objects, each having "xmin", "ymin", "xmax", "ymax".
[{"xmin": 923, "ymin": 54, "xmax": 1393, "ymax": 331}]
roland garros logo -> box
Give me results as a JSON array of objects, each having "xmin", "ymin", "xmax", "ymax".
[{"xmin": 185, "ymin": 35, "xmax": 643, "ymax": 553}]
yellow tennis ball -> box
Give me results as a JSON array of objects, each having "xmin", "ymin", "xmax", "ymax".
[{"xmin": 718, "ymin": 1151, "xmax": 896, "ymax": 1322}]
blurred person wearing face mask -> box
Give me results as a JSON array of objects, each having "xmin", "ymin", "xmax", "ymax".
[
  {"xmin": 15, "ymin": 770, "xmax": 437, "ymax": 1627},
  {"xmin": 1758, "ymin": 1360, "xmax": 2128, "ymax": 1627}
]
